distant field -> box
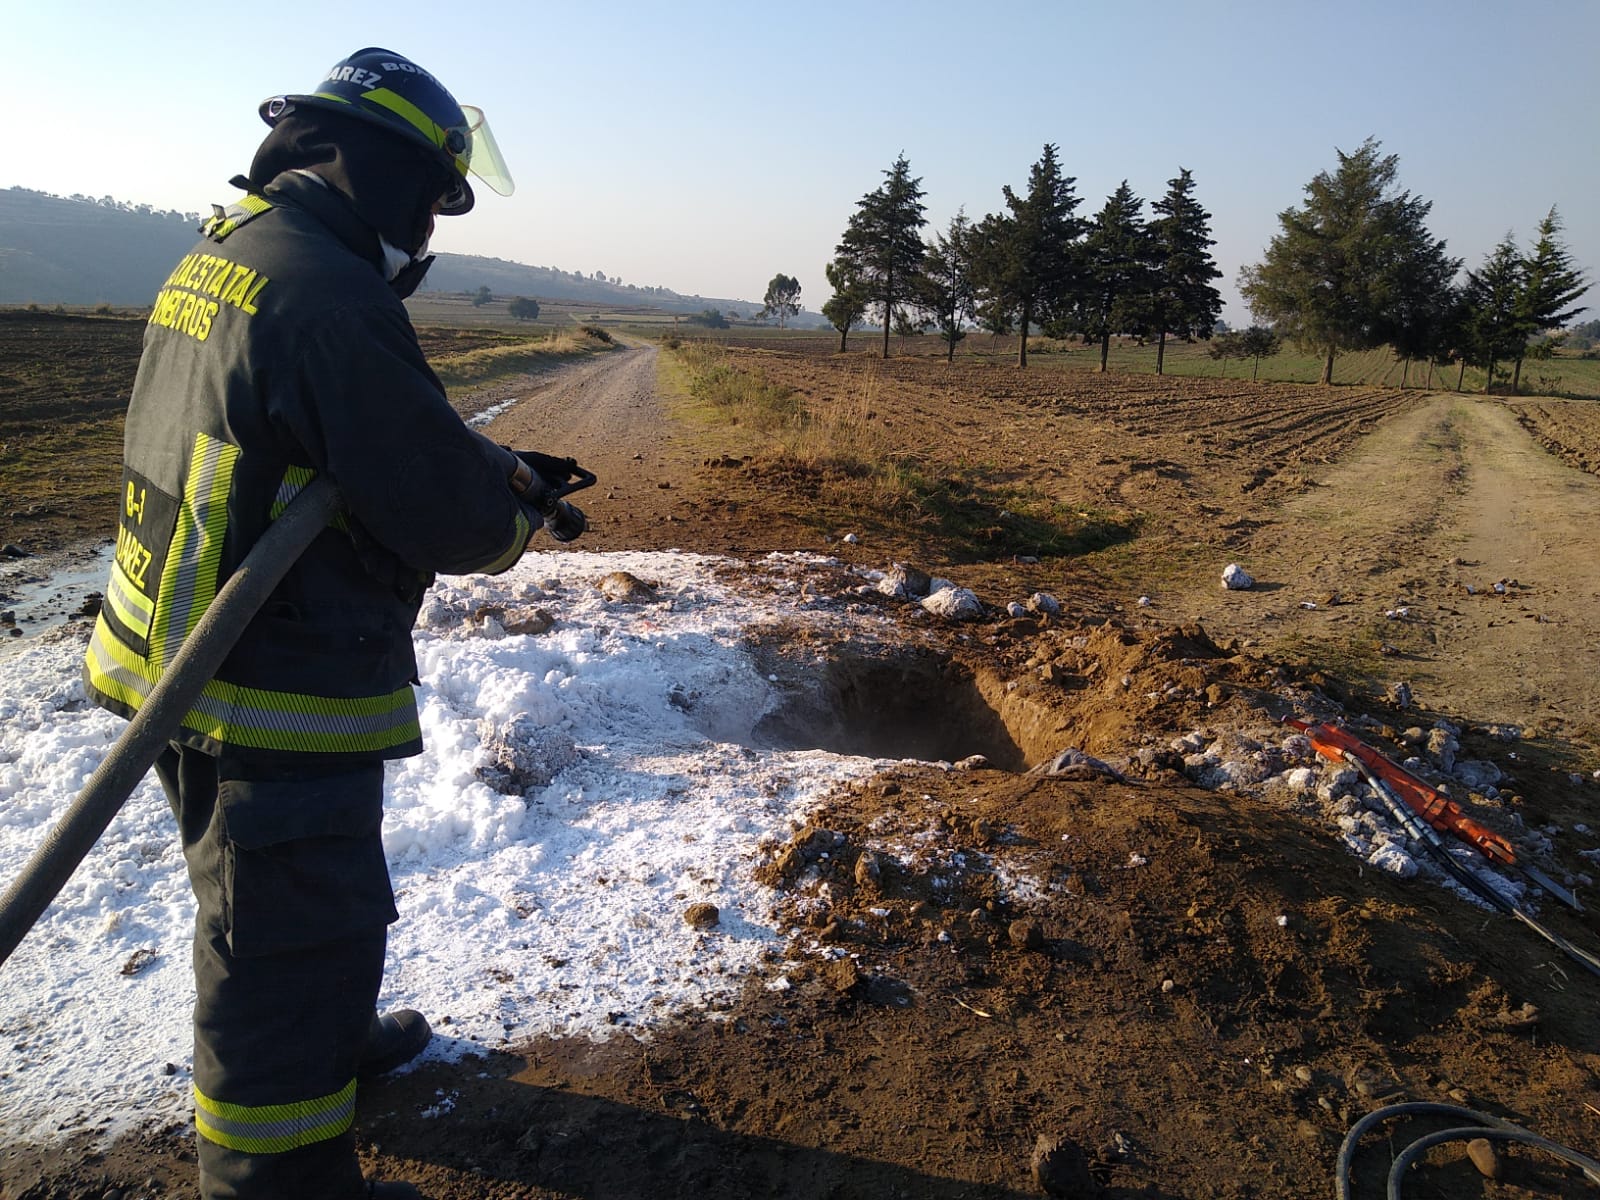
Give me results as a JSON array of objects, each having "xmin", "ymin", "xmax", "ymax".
[
  {"xmin": 640, "ymin": 326, "xmax": 1600, "ymax": 399},
  {"xmin": 0, "ymin": 307, "xmax": 608, "ymax": 555}
]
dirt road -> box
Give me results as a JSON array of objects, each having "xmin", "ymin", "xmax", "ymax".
[
  {"xmin": 473, "ymin": 342, "xmax": 723, "ymax": 555},
  {"xmin": 1176, "ymin": 394, "xmax": 1600, "ymax": 748}
]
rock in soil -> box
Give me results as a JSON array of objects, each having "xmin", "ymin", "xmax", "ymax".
[{"xmin": 1030, "ymin": 1132, "xmax": 1098, "ymax": 1197}]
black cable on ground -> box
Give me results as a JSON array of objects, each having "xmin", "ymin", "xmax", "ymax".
[
  {"xmin": 1336, "ymin": 1101, "xmax": 1600, "ymax": 1199},
  {"xmin": 1341, "ymin": 751, "xmax": 1600, "ymax": 981}
]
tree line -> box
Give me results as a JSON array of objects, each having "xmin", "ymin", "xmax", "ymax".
[
  {"xmin": 815, "ymin": 141, "xmax": 1589, "ymax": 390},
  {"xmin": 820, "ymin": 147, "xmax": 1222, "ymax": 370}
]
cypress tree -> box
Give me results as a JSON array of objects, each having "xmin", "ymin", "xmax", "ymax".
[
  {"xmin": 970, "ymin": 144, "xmax": 1084, "ymax": 368},
  {"xmin": 1081, "ymin": 181, "xmax": 1151, "ymax": 372},
  {"xmin": 1239, "ymin": 138, "xmax": 1448, "ymax": 385},
  {"xmin": 1511, "ymin": 207, "xmax": 1589, "ymax": 392},
  {"xmin": 1148, "ymin": 168, "xmax": 1223, "ymax": 376},
  {"xmin": 1463, "ymin": 235, "xmax": 1525, "ymax": 393},
  {"xmin": 834, "ymin": 155, "xmax": 929, "ymax": 359}
]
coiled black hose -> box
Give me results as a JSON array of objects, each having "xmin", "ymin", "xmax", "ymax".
[{"xmin": 1336, "ymin": 1101, "xmax": 1600, "ymax": 1198}]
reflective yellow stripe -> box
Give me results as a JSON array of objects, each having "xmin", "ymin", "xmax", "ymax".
[
  {"xmin": 104, "ymin": 560, "xmax": 153, "ymax": 639},
  {"xmin": 479, "ymin": 509, "xmax": 531, "ymax": 575},
  {"xmin": 317, "ymin": 86, "xmax": 450, "ymax": 151},
  {"xmin": 269, "ymin": 464, "xmax": 317, "ymax": 520},
  {"xmin": 200, "ymin": 194, "xmax": 273, "ymax": 241},
  {"xmin": 149, "ymin": 433, "xmax": 238, "ymax": 669},
  {"xmin": 270, "ymin": 465, "xmax": 348, "ymax": 532},
  {"xmin": 194, "ymin": 1078, "xmax": 356, "ymax": 1154},
  {"xmin": 85, "ymin": 614, "xmax": 421, "ymax": 754}
]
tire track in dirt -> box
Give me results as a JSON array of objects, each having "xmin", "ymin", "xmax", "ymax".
[{"xmin": 1176, "ymin": 394, "xmax": 1600, "ymax": 745}]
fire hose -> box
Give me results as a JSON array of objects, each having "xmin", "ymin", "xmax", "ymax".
[{"xmin": 0, "ymin": 478, "xmax": 342, "ymax": 968}]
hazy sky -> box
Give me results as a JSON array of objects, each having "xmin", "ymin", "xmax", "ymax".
[{"xmin": 6, "ymin": 1, "xmax": 1596, "ymax": 324}]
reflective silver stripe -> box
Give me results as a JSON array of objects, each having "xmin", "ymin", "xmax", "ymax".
[
  {"xmin": 194, "ymin": 1077, "xmax": 355, "ymax": 1153},
  {"xmin": 104, "ymin": 562, "xmax": 153, "ymax": 639},
  {"xmin": 197, "ymin": 1094, "xmax": 356, "ymax": 1148}
]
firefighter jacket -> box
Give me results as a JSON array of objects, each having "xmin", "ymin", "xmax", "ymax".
[{"xmin": 84, "ymin": 170, "xmax": 536, "ymax": 763}]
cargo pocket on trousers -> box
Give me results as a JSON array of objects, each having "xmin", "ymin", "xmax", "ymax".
[{"xmin": 216, "ymin": 766, "xmax": 399, "ymax": 958}]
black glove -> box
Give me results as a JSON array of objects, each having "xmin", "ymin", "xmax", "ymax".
[
  {"xmin": 505, "ymin": 448, "xmax": 587, "ymax": 542},
  {"xmin": 544, "ymin": 500, "xmax": 587, "ymax": 543},
  {"xmin": 512, "ymin": 450, "xmax": 578, "ymax": 487}
]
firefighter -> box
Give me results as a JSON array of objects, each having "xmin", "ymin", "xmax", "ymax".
[{"xmin": 82, "ymin": 48, "xmax": 581, "ymax": 1200}]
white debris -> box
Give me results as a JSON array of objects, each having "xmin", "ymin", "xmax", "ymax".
[
  {"xmin": 876, "ymin": 563, "xmax": 933, "ymax": 599},
  {"xmin": 1317, "ymin": 766, "xmax": 1362, "ymax": 803},
  {"xmin": 1283, "ymin": 767, "xmax": 1317, "ymax": 793},
  {"xmin": 1428, "ymin": 728, "xmax": 1460, "ymax": 772},
  {"xmin": 1137, "ymin": 595, "xmax": 1152, "ymax": 607},
  {"xmin": 1006, "ymin": 601, "xmax": 1027, "ymax": 617},
  {"xmin": 842, "ymin": 533, "xmax": 859, "ymax": 544},
  {"xmin": 920, "ymin": 587, "xmax": 983, "ymax": 621},
  {"xmin": 1027, "ymin": 592, "xmax": 1062, "ymax": 616},
  {"xmin": 1281, "ymin": 733, "xmax": 1312, "ymax": 759},
  {"xmin": 1368, "ymin": 844, "xmax": 1419, "ymax": 878},
  {"xmin": 1454, "ymin": 759, "xmax": 1502, "ymax": 791},
  {"xmin": 1221, "ymin": 563, "xmax": 1254, "ymax": 590}
]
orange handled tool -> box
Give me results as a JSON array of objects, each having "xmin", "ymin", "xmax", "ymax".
[{"xmin": 1285, "ymin": 717, "xmax": 1580, "ymax": 911}]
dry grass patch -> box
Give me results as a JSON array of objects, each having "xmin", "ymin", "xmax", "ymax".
[
  {"xmin": 431, "ymin": 329, "xmax": 612, "ymax": 393},
  {"xmin": 669, "ymin": 343, "xmax": 1137, "ymax": 560}
]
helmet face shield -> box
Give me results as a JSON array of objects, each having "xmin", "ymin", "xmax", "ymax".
[{"xmin": 453, "ymin": 106, "xmax": 513, "ymax": 199}]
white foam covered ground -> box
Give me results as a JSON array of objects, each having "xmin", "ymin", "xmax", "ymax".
[{"xmin": 0, "ymin": 550, "xmax": 897, "ymax": 1146}]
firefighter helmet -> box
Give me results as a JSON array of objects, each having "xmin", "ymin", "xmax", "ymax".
[{"xmin": 259, "ymin": 48, "xmax": 513, "ymax": 216}]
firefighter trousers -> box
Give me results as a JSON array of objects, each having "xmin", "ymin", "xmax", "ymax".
[{"xmin": 155, "ymin": 744, "xmax": 398, "ymax": 1200}]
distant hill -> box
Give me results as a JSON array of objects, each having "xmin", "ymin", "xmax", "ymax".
[{"xmin": 0, "ymin": 187, "xmax": 824, "ymax": 324}]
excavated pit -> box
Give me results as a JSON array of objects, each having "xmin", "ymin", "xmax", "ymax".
[{"xmin": 751, "ymin": 645, "xmax": 1063, "ymax": 772}]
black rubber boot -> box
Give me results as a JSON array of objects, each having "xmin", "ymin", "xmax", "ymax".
[{"xmin": 358, "ymin": 1009, "xmax": 433, "ymax": 1076}]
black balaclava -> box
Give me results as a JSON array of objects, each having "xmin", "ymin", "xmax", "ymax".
[{"xmin": 245, "ymin": 107, "xmax": 456, "ymax": 259}]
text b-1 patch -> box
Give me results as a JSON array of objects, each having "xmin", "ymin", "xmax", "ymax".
[{"xmin": 104, "ymin": 469, "xmax": 179, "ymax": 655}]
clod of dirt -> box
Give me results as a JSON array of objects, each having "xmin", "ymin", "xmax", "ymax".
[
  {"xmin": 598, "ymin": 571, "xmax": 656, "ymax": 602},
  {"xmin": 501, "ymin": 607, "xmax": 554, "ymax": 636},
  {"xmin": 821, "ymin": 956, "xmax": 862, "ymax": 995},
  {"xmin": 119, "ymin": 948, "xmax": 157, "ymax": 977},
  {"xmin": 1491, "ymin": 1001, "xmax": 1540, "ymax": 1031},
  {"xmin": 1030, "ymin": 1132, "xmax": 1098, "ymax": 1197},
  {"xmin": 683, "ymin": 902, "xmax": 720, "ymax": 929},
  {"xmin": 1008, "ymin": 920, "xmax": 1044, "ymax": 951},
  {"xmin": 853, "ymin": 851, "xmax": 882, "ymax": 889}
]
